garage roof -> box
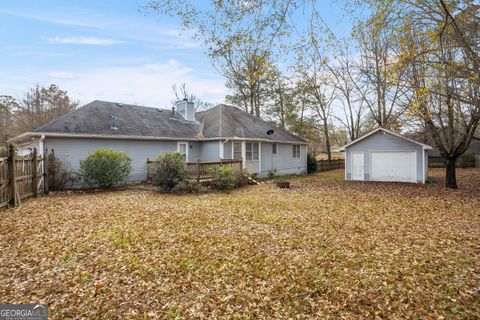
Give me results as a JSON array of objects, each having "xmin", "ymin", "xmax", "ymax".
[{"xmin": 338, "ymin": 128, "xmax": 433, "ymax": 151}]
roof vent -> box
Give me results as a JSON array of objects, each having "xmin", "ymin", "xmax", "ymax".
[
  {"xmin": 156, "ymin": 108, "xmax": 163, "ymax": 112},
  {"xmin": 267, "ymin": 129, "xmax": 274, "ymax": 135},
  {"xmin": 111, "ymin": 114, "xmax": 119, "ymax": 130},
  {"xmin": 117, "ymin": 103, "xmax": 124, "ymax": 108}
]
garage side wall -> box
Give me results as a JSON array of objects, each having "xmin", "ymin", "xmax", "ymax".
[{"xmin": 345, "ymin": 132, "xmax": 424, "ymax": 182}]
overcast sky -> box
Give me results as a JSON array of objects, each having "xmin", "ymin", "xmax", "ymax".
[{"xmin": 0, "ymin": 1, "xmax": 352, "ymax": 108}]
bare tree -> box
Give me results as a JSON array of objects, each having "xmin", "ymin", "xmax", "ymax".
[
  {"xmin": 0, "ymin": 95, "xmax": 17, "ymax": 144},
  {"xmin": 354, "ymin": 16, "xmax": 411, "ymax": 130},
  {"xmin": 296, "ymin": 51, "xmax": 337, "ymax": 162},
  {"xmin": 145, "ymin": 0, "xmax": 288, "ymax": 117},
  {"xmin": 218, "ymin": 34, "xmax": 279, "ymax": 116},
  {"xmin": 328, "ymin": 46, "xmax": 367, "ymax": 141},
  {"xmin": 14, "ymin": 84, "xmax": 78, "ymax": 133},
  {"xmin": 171, "ymin": 83, "xmax": 213, "ymax": 111},
  {"xmin": 391, "ymin": 1, "xmax": 480, "ymax": 188}
]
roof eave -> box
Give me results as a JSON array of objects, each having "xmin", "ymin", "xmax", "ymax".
[
  {"xmin": 338, "ymin": 128, "xmax": 433, "ymax": 150},
  {"xmin": 8, "ymin": 132, "xmax": 309, "ymax": 144}
]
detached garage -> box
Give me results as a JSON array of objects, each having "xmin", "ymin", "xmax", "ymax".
[{"xmin": 339, "ymin": 128, "xmax": 432, "ymax": 184}]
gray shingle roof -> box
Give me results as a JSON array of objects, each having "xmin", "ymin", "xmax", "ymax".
[
  {"xmin": 33, "ymin": 100, "xmax": 200, "ymax": 139},
  {"xmin": 197, "ymin": 104, "xmax": 307, "ymax": 143},
  {"xmin": 33, "ymin": 100, "xmax": 307, "ymax": 143}
]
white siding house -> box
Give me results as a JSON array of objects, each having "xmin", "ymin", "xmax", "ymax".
[{"xmin": 10, "ymin": 100, "xmax": 309, "ymax": 181}]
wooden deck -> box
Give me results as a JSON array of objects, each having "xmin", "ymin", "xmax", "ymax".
[{"xmin": 147, "ymin": 159, "xmax": 243, "ymax": 182}]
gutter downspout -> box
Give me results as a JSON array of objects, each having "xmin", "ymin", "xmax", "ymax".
[{"xmin": 220, "ymin": 139, "xmax": 230, "ymax": 159}]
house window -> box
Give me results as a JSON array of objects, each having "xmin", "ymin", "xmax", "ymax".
[
  {"xmin": 178, "ymin": 142, "xmax": 188, "ymax": 160},
  {"xmin": 292, "ymin": 145, "xmax": 300, "ymax": 158},
  {"xmin": 246, "ymin": 142, "xmax": 259, "ymax": 161},
  {"xmin": 233, "ymin": 142, "xmax": 242, "ymax": 160},
  {"xmin": 272, "ymin": 143, "xmax": 277, "ymax": 155}
]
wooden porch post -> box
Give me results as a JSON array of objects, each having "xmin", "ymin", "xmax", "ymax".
[
  {"xmin": 8, "ymin": 144, "xmax": 17, "ymax": 207},
  {"xmin": 32, "ymin": 148, "xmax": 38, "ymax": 197}
]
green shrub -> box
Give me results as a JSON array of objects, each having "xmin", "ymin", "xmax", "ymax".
[
  {"xmin": 210, "ymin": 166, "xmax": 237, "ymax": 191},
  {"xmin": 458, "ymin": 150, "xmax": 475, "ymax": 168},
  {"xmin": 234, "ymin": 168, "xmax": 250, "ymax": 187},
  {"xmin": 80, "ymin": 148, "xmax": 132, "ymax": 189},
  {"xmin": 47, "ymin": 149, "xmax": 74, "ymax": 191},
  {"xmin": 307, "ymin": 153, "xmax": 318, "ymax": 173},
  {"xmin": 152, "ymin": 152, "xmax": 186, "ymax": 192},
  {"xmin": 172, "ymin": 180, "xmax": 207, "ymax": 194}
]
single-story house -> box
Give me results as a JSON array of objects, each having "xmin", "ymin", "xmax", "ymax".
[
  {"xmin": 339, "ymin": 128, "xmax": 432, "ymax": 183},
  {"xmin": 9, "ymin": 100, "xmax": 308, "ymax": 181}
]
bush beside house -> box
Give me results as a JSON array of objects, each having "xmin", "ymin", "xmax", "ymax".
[
  {"xmin": 151, "ymin": 152, "xmax": 187, "ymax": 192},
  {"xmin": 80, "ymin": 148, "xmax": 132, "ymax": 189},
  {"xmin": 307, "ymin": 154, "xmax": 318, "ymax": 173},
  {"xmin": 210, "ymin": 166, "xmax": 238, "ymax": 190},
  {"xmin": 150, "ymin": 152, "xmax": 250, "ymax": 193},
  {"xmin": 47, "ymin": 150, "xmax": 74, "ymax": 190}
]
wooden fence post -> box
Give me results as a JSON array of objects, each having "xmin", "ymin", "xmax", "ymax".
[
  {"xmin": 43, "ymin": 148, "xmax": 49, "ymax": 194},
  {"xmin": 146, "ymin": 158, "xmax": 150, "ymax": 182},
  {"xmin": 8, "ymin": 144, "xmax": 17, "ymax": 207},
  {"xmin": 32, "ymin": 148, "xmax": 38, "ymax": 197},
  {"xmin": 196, "ymin": 160, "xmax": 200, "ymax": 182}
]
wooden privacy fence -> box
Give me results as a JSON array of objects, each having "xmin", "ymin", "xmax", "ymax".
[
  {"xmin": 317, "ymin": 158, "xmax": 345, "ymax": 172},
  {"xmin": 428, "ymin": 156, "xmax": 480, "ymax": 168},
  {"xmin": 0, "ymin": 145, "xmax": 44, "ymax": 209},
  {"xmin": 147, "ymin": 159, "xmax": 243, "ymax": 182}
]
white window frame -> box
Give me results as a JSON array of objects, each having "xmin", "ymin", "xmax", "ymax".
[
  {"xmin": 272, "ymin": 142, "xmax": 278, "ymax": 155},
  {"xmin": 246, "ymin": 142, "xmax": 260, "ymax": 161},
  {"xmin": 292, "ymin": 145, "xmax": 300, "ymax": 158},
  {"xmin": 177, "ymin": 142, "xmax": 189, "ymax": 161},
  {"xmin": 232, "ymin": 142, "xmax": 242, "ymax": 160}
]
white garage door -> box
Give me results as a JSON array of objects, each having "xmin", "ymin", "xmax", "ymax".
[{"xmin": 370, "ymin": 151, "xmax": 417, "ymax": 183}]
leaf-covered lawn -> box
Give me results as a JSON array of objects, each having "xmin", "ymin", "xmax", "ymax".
[{"xmin": 1, "ymin": 169, "xmax": 479, "ymax": 319}]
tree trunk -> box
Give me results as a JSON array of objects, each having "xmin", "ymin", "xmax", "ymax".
[
  {"xmin": 322, "ymin": 118, "xmax": 332, "ymax": 164},
  {"xmin": 249, "ymin": 93, "xmax": 254, "ymax": 115},
  {"xmin": 445, "ymin": 158, "xmax": 458, "ymax": 189}
]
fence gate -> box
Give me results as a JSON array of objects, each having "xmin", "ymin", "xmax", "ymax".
[{"xmin": 0, "ymin": 145, "xmax": 44, "ymax": 209}]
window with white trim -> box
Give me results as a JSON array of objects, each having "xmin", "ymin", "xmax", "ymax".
[
  {"xmin": 178, "ymin": 142, "xmax": 188, "ymax": 160},
  {"xmin": 246, "ymin": 142, "xmax": 259, "ymax": 161},
  {"xmin": 272, "ymin": 143, "xmax": 277, "ymax": 155},
  {"xmin": 233, "ymin": 142, "xmax": 242, "ymax": 160},
  {"xmin": 292, "ymin": 145, "xmax": 300, "ymax": 158}
]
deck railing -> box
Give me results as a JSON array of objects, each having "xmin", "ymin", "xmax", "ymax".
[{"xmin": 147, "ymin": 159, "xmax": 243, "ymax": 182}]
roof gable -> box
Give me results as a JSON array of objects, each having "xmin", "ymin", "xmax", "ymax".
[
  {"xmin": 338, "ymin": 128, "xmax": 432, "ymax": 151},
  {"xmin": 196, "ymin": 104, "xmax": 307, "ymax": 143}
]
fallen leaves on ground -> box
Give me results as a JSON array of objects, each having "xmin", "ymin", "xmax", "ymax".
[{"xmin": 0, "ymin": 168, "xmax": 479, "ymax": 319}]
